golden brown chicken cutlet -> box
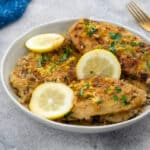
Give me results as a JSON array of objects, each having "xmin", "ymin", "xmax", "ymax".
[
  {"xmin": 59, "ymin": 77, "xmax": 146, "ymax": 122},
  {"xmin": 69, "ymin": 18, "xmax": 150, "ymax": 85},
  {"xmin": 63, "ymin": 78, "xmax": 146, "ymax": 119}
]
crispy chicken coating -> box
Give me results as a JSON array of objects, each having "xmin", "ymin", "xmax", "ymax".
[{"xmin": 69, "ymin": 18, "xmax": 150, "ymax": 84}]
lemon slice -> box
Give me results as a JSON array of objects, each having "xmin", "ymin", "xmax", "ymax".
[
  {"xmin": 25, "ymin": 33, "xmax": 64, "ymax": 53},
  {"xmin": 29, "ymin": 82, "xmax": 74, "ymax": 119},
  {"xmin": 76, "ymin": 49, "xmax": 121, "ymax": 79}
]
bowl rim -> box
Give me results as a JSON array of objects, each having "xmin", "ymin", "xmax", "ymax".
[{"xmin": 1, "ymin": 17, "xmax": 150, "ymax": 132}]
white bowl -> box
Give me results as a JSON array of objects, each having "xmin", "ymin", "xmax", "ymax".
[{"xmin": 1, "ymin": 18, "xmax": 150, "ymax": 133}]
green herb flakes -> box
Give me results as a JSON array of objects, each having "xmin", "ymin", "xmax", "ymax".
[
  {"xmin": 104, "ymin": 86, "xmax": 110, "ymax": 93},
  {"xmin": 141, "ymin": 49, "xmax": 147, "ymax": 55},
  {"xmin": 79, "ymin": 89, "xmax": 84, "ymax": 96},
  {"xmin": 87, "ymin": 27, "xmax": 97, "ymax": 37},
  {"xmin": 84, "ymin": 20, "xmax": 90, "ymax": 27},
  {"xmin": 109, "ymin": 32, "xmax": 122, "ymax": 41},
  {"xmin": 64, "ymin": 111, "xmax": 73, "ymax": 118},
  {"xmin": 120, "ymin": 44, "xmax": 130, "ymax": 51},
  {"xmin": 84, "ymin": 21, "xmax": 97, "ymax": 37},
  {"xmin": 120, "ymin": 95, "xmax": 129, "ymax": 105},
  {"xmin": 42, "ymin": 54, "xmax": 50, "ymax": 62},
  {"xmin": 61, "ymin": 53, "xmax": 68, "ymax": 62},
  {"xmin": 109, "ymin": 41, "xmax": 116, "ymax": 53},
  {"xmin": 55, "ymin": 61, "xmax": 61, "ymax": 65},
  {"xmin": 109, "ymin": 32, "xmax": 116, "ymax": 39},
  {"xmin": 50, "ymin": 64, "xmax": 56, "ymax": 72},
  {"xmin": 130, "ymin": 41, "xmax": 145, "ymax": 47},
  {"xmin": 84, "ymin": 83, "xmax": 90, "ymax": 89},
  {"xmin": 115, "ymin": 86, "xmax": 122, "ymax": 93},
  {"xmin": 37, "ymin": 57, "xmax": 42, "ymax": 68},
  {"xmin": 130, "ymin": 41, "xmax": 138, "ymax": 47},
  {"xmin": 37, "ymin": 54, "xmax": 50, "ymax": 67},
  {"xmin": 139, "ymin": 42, "xmax": 145, "ymax": 47},
  {"xmin": 112, "ymin": 94, "xmax": 119, "ymax": 101},
  {"xmin": 146, "ymin": 61, "xmax": 150, "ymax": 68},
  {"xmin": 60, "ymin": 47, "xmax": 72, "ymax": 62}
]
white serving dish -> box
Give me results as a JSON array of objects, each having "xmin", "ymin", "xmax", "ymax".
[{"xmin": 1, "ymin": 18, "xmax": 150, "ymax": 133}]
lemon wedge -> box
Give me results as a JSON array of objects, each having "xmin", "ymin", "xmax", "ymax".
[
  {"xmin": 25, "ymin": 33, "xmax": 64, "ymax": 53},
  {"xmin": 29, "ymin": 82, "xmax": 74, "ymax": 119},
  {"xmin": 76, "ymin": 49, "xmax": 121, "ymax": 79}
]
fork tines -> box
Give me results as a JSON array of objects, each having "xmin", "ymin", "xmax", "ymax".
[{"xmin": 127, "ymin": 1, "xmax": 150, "ymax": 31}]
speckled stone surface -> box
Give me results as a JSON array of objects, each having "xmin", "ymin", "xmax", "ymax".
[{"xmin": 1, "ymin": 0, "xmax": 150, "ymax": 149}]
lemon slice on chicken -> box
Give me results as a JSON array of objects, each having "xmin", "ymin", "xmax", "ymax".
[
  {"xmin": 29, "ymin": 82, "xmax": 74, "ymax": 119},
  {"xmin": 76, "ymin": 49, "xmax": 121, "ymax": 79},
  {"xmin": 25, "ymin": 33, "xmax": 64, "ymax": 53}
]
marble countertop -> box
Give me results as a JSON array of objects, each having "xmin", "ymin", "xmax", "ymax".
[{"xmin": 1, "ymin": 0, "xmax": 150, "ymax": 149}]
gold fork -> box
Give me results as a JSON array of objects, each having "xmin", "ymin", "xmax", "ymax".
[{"xmin": 127, "ymin": 1, "xmax": 150, "ymax": 31}]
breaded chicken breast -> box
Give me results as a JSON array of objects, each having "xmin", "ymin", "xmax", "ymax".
[
  {"xmin": 61, "ymin": 77, "xmax": 146, "ymax": 121},
  {"xmin": 69, "ymin": 18, "xmax": 150, "ymax": 84}
]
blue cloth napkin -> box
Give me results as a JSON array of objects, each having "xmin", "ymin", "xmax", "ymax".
[{"xmin": 0, "ymin": 0, "xmax": 30, "ymax": 28}]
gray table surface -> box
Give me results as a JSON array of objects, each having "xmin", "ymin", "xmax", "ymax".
[{"xmin": 1, "ymin": 0, "xmax": 150, "ymax": 149}]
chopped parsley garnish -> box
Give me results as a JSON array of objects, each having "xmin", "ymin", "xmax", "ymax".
[
  {"xmin": 64, "ymin": 111, "xmax": 73, "ymax": 118},
  {"xmin": 84, "ymin": 20, "xmax": 90, "ymax": 27},
  {"xmin": 109, "ymin": 41, "xmax": 116, "ymax": 53},
  {"xmin": 104, "ymin": 86, "xmax": 110, "ymax": 93},
  {"xmin": 108, "ymin": 32, "xmax": 122, "ymax": 53},
  {"xmin": 115, "ymin": 86, "xmax": 122, "ymax": 93},
  {"xmin": 109, "ymin": 32, "xmax": 122, "ymax": 41},
  {"xmin": 87, "ymin": 27, "xmax": 97, "ymax": 37},
  {"xmin": 139, "ymin": 42, "xmax": 145, "ymax": 47},
  {"xmin": 112, "ymin": 94, "xmax": 119, "ymax": 101},
  {"xmin": 37, "ymin": 54, "xmax": 50, "ymax": 67},
  {"xmin": 55, "ymin": 61, "xmax": 61, "ymax": 65},
  {"xmin": 50, "ymin": 64, "xmax": 56, "ymax": 72},
  {"xmin": 109, "ymin": 32, "xmax": 116, "ymax": 39},
  {"xmin": 61, "ymin": 53, "xmax": 68, "ymax": 62},
  {"xmin": 120, "ymin": 44, "xmax": 130, "ymax": 51},
  {"xmin": 42, "ymin": 54, "xmax": 50, "ymax": 62},
  {"xmin": 120, "ymin": 95, "xmax": 129, "ymax": 105},
  {"xmin": 130, "ymin": 41, "xmax": 138, "ymax": 47},
  {"xmin": 130, "ymin": 41, "xmax": 145, "ymax": 47},
  {"xmin": 60, "ymin": 47, "xmax": 72, "ymax": 62},
  {"xmin": 112, "ymin": 94, "xmax": 129, "ymax": 105},
  {"xmin": 37, "ymin": 57, "xmax": 43, "ymax": 68},
  {"xmin": 141, "ymin": 49, "xmax": 147, "ymax": 55},
  {"xmin": 84, "ymin": 21, "xmax": 97, "ymax": 37},
  {"xmin": 120, "ymin": 44, "xmax": 126, "ymax": 48},
  {"xmin": 84, "ymin": 83, "xmax": 90, "ymax": 89},
  {"xmin": 79, "ymin": 89, "xmax": 84, "ymax": 96},
  {"xmin": 146, "ymin": 61, "xmax": 150, "ymax": 68}
]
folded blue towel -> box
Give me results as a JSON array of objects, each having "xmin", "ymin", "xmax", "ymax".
[{"xmin": 0, "ymin": 0, "xmax": 30, "ymax": 28}]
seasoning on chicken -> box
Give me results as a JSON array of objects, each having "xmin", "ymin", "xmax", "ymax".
[
  {"xmin": 9, "ymin": 38, "xmax": 80, "ymax": 106},
  {"xmin": 60, "ymin": 77, "xmax": 146, "ymax": 121},
  {"xmin": 69, "ymin": 18, "xmax": 150, "ymax": 84}
]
